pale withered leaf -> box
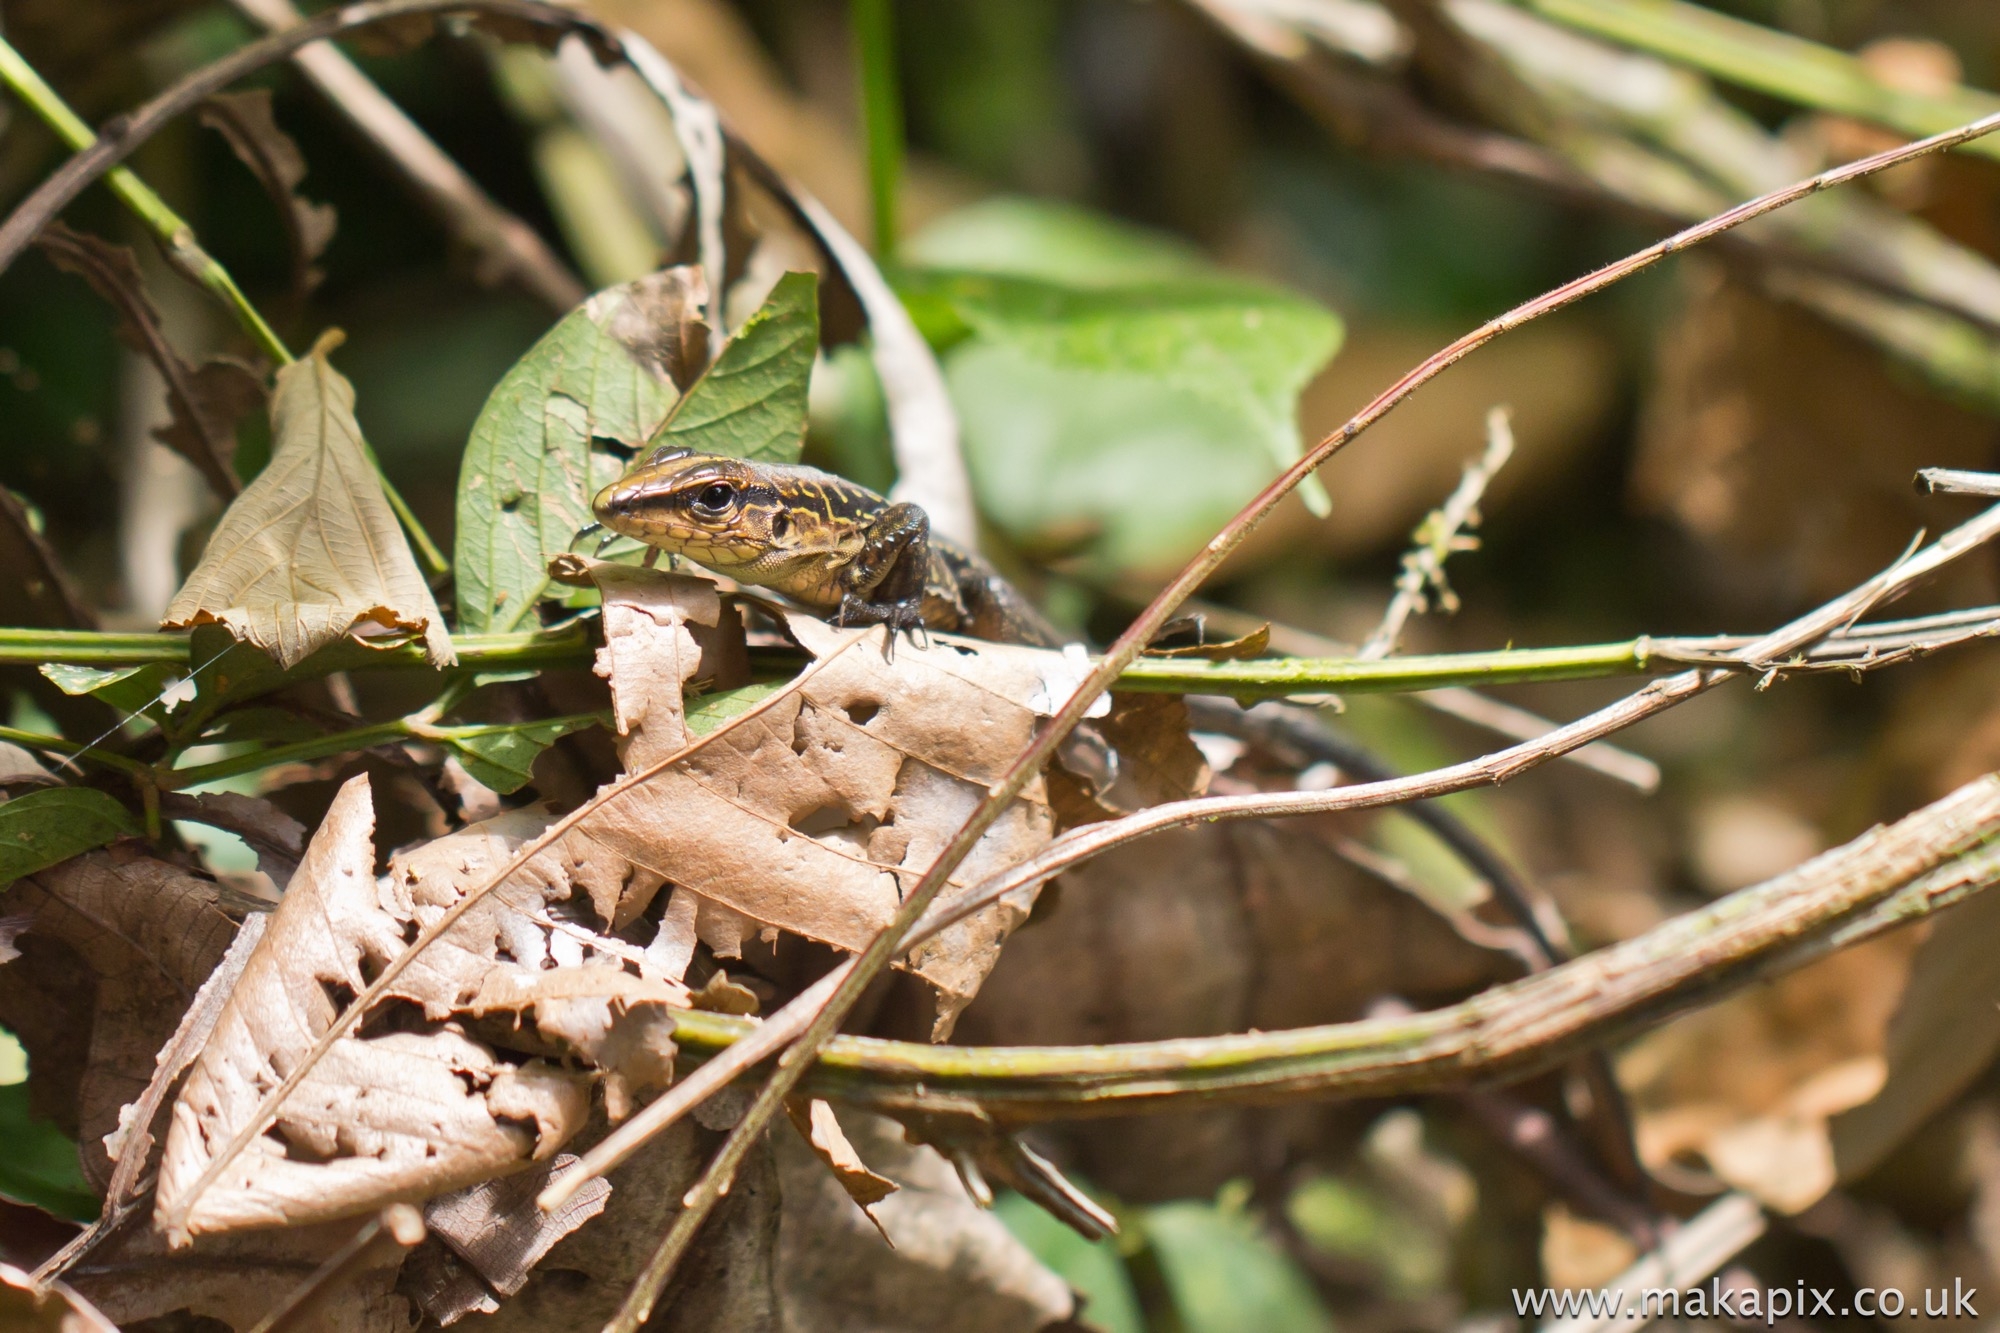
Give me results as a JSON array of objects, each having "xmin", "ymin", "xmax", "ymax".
[{"xmin": 162, "ymin": 333, "xmax": 455, "ymax": 668}]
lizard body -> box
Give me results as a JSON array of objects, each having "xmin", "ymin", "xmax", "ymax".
[{"xmin": 592, "ymin": 448, "xmax": 1062, "ymax": 647}]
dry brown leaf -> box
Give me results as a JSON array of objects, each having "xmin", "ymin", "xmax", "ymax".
[
  {"xmin": 1622, "ymin": 930, "xmax": 1919, "ymax": 1214},
  {"xmin": 159, "ymin": 789, "xmax": 308, "ymax": 888},
  {"xmin": 956, "ymin": 819, "xmax": 1517, "ymax": 1200},
  {"xmin": 570, "ymin": 569, "xmax": 1060, "ymax": 1035},
  {"xmin": 449, "ymin": 1114, "xmax": 782, "ymax": 1332},
  {"xmin": 103, "ymin": 913, "xmax": 268, "ymax": 1216},
  {"xmin": 0, "ymin": 850, "xmax": 239, "ymax": 1189},
  {"xmin": 198, "ymin": 89, "xmax": 338, "ymax": 297},
  {"xmin": 155, "ymin": 777, "xmax": 589, "ymax": 1238},
  {"xmin": 1831, "ymin": 891, "xmax": 2000, "ymax": 1181},
  {"xmin": 162, "ymin": 332, "xmax": 454, "ymax": 669},
  {"xmin": 70, "ymin": 1214, "xmax": 417, "ymax": 1332},
  {"xmin": 1050, "ymin": 691, "xmax": 1209, "ymax": 825},
  {"xmin": 36, "ymin": 222, "xmax": 264, "ymax": 498},
  {"xmin": 773, "ymin": 1110, "xmax": 1075, "ymax": 1333},
  {"xmin": 1634, "ymin": 260, "xmax": 1996, "ymax": 608},
  {"xmin": 787, "ymin": 1096, "xmax": 899, "ymax": 1236},
  {"xmin": 420, "ymin": 1154, "xmax": 611, "ymax": 1302}
]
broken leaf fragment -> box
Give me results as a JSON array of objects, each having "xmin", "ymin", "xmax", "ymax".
[
  {"xmin": 162, "ymin": 333, "xmax": 454, "ymax": 668},
  {"xmin": 197, "ymin": 89, "xmax": 338, "ymax": 298}
]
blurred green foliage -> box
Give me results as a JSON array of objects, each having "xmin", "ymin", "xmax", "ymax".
[
  {"xmin": 901, "ymin": 198, "xmax": 1341, "ymax": 579},
  {"xmin": 0, "ymin": 1029, "xmax": 98, "ymax": 1223}
]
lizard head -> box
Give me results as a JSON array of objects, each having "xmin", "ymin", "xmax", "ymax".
[
  {"xmin": 588, "ymin": 446, "xmax": 808, "ymax": 572},
  {"xmin": 592, "ymin": 448, "xmax": 792, "ymax": 569}
]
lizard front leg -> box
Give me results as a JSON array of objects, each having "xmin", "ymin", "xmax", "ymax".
[{"xmin": 835, "ymin": 502, "xmax": 933, "ymax": 645}]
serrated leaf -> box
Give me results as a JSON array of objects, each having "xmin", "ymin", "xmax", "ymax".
[
  {"xmin": 162, "ymin": 333, "xmax": 454, "ymax": 669},
  {"xmin": 0, "ymin": 788, "xmax": 139, "ymax": 888},
  {"xmin": 651, "ymin": 270, "xmax": 818, "ymax": 465},
  {"xmin": 0, "ymin": 1081, "xmax": 98, "ymax": 1221},
  {"xmin": 431, "ymin": 714, "xmax": 605, "ymax": 794},
  {"xmin": 455, "ymin": 271, "xmax": 703, "ymax": 633}
]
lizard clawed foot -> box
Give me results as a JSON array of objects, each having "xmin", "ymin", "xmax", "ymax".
[{"xmin": 837, "ymin": 596, "xmax": 930, "ymax": 660}]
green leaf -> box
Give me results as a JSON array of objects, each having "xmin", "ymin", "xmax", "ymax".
[
  {"xmin": 456, "ymin": 279, "xmax": 687, "ymax": 634},
  {"xmin": 432, "ymin": 713, "xmax": 605, "ymax": 795},
  {"xmin": 684, "ymin": 681, "xmax": 787, "ymax": 736},
  {"xmin": 652, "ymin": 271, "xmax": 819, "ymax": 465},
  {"xmin": 0, "ymin": 788, "xmax": 138, "ymax": 888},
  {"xmin": 0, "ymin": 1080, "xmax": 98, "ymax": 1222},
  {"xmin": 40, "ymin": 661, "xmax": 181, "ymax": 720},
  {"xmin": 1141, "ymin": 1193, "xmax": 1335, "ymax": 1333},
  {"xmin": 900, "ymin": 201, "xmax": 1341, "ymax": 581}
]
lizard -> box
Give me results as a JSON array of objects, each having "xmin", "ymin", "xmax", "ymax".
[{"xmin": 590, "ymin": 447, "xmax": 1063, "ymax": 648}]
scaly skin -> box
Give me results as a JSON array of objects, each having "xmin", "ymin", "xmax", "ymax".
[{"xmin": 592, "ymin": 448, "xmax": 1062, "ymax": 647}]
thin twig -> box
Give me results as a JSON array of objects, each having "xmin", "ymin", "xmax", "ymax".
[
  {"xmin": 1188, "ymin": 601, "xmax": 1661, "ymax": 790},
  {"xmin": 1361, "ymin": 404, "xmax": 1515, "ymax": 659},
  {"xmin": 600, "ymin": 96, "xmax": 2000, "ymax": 1331},
  {"xmin": 914, "ymin": 500, "xmax": 2000, "ymax": 946},
  {"xmin": 1542, "ymin": 1193, "xmax": 1768, "ymax": 1333},
  {"xmin": 224, "ymin": 0, "xmax": 586, "ymax": 314},
  {"xmin": 1916, "ymin": 467, "xmax": 2000, "ymax": 497}
]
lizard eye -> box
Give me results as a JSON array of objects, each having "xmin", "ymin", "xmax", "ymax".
[{"xmin": 691, "ymin": 482, "xmax": 736, "ymax": 515}]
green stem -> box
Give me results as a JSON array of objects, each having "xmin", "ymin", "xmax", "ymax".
[
  {"xmin": 0, "ymin": 34, "xmax": 292, "ymax": 364},
  {"xmin": 167, "ymin": 718, "xmax": 413, "ymax": 789},
  {"xmin": 0, "ymin": 724, "xmax": 149, "ymax": 779},
  {"xmin": 1115, "ymin": 640, "xmax": 1654, "ymax": 697},
  {"xmin": 850, "ymin": 0, "xmax": 904, "ymax": 258},
  {"xmin": 1523, "ymin": 0, "xmax": 2000, "ymax": 163},
  {"xmin": 0, "ymin": 34, "xmax": 450, "ymax": 574},
  {"xmin": 0, "ymin": 625, "xmax": 1670, "ymax": 694}
]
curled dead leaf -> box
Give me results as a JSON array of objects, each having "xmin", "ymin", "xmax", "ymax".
[
  {"xmin": 36, "ymin": 222, "xmax": 264, "ymax": 498},
  {"xmin": 162, "ymin": 333, "xmax": 454, "ymax": 669},
  {"xmin": 197, "ymin": 89, "xmax": 338, "ymax": 298},
  {"xmin": 787, "ymin": 1096, "xmax": 899, "ymax": 1230},
  {"xmin": 570, "ymin": 566, "xmax": 1060, "ymax": 1036}
]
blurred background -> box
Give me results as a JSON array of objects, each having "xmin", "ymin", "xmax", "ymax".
[{"xmin": 8, "ymin": 0, "xmax": 2000, "ymax": 1328}]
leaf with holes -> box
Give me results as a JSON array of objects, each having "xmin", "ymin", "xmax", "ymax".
[{"xmin": 455, "ymin": 269, "xmax": 705, "ymax": 632}]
